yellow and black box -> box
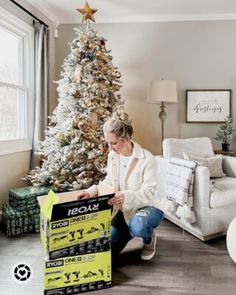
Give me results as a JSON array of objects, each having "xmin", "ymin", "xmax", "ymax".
[
  {"xmin": 38, "ymin": 189, "xmax": 114, "ymax": 260},
  {"xmin": 44, "ymin": 251, "xmax": 111, "ymax": 294}
]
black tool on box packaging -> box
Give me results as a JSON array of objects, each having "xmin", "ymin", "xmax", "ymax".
[
  {"xmin": 64, "ymin": 272, "xmax": 71, "ymax": 283},
  {"xmin": 72, "ymin": 271, "xmax": 80, "ymax": 282},
  {"xmin": 53, "ymin": 235, "xmax": 67, "ymax": 243}
]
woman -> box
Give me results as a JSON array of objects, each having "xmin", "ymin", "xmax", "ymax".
[{"xmin": 78, "ymin": 115, "xmax": 164, "ymax": 260}]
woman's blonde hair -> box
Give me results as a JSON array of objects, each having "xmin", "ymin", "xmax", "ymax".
[{"xmin": 103, "ymin": 113, "xmax": 133, "ymax": 139}]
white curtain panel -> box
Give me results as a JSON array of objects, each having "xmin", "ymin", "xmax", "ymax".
[{"xmin": 31, "ymin": 23, "xmax": 49, "ymax": 169}]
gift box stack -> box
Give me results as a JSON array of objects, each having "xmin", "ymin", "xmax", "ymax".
[{"xmin": 2, "ymin": 186, "xmax": 50, "ymax": 237}]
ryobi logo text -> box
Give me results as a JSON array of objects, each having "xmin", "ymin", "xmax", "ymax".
[
  {"xmin": 52, "ymin": 220, "xmax": 69, "ymax": 229},
  {"xmin": 68, "ymin": 203, "xmax": 99, "ymax": 216},
  {"xmin": 46, "ymin": 260, "xmax": 64, "ymax": 268}
]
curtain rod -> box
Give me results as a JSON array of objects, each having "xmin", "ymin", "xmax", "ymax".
[{"xmin": 10, "ymin": 0, "xmax": 49, "ymax": 28}]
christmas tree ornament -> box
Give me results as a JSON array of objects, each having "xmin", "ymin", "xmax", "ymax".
[
  {"xmin": 100, "ymin": 39, "xmax": 106, "ymax": 51},
  {"xmin": 77, "ymin": 1, "xmax": 97, "ymax": 23},
  {"xmin": 53, "ymin": 180, "xmax": 60, "ymax": 187},
  {"xmin": 75, "ymin": 90, "xmax": 80, "ymax": 97},
  {"xmin": 74, "ymin": 64, "xmax": 82, "ymax": 81}
]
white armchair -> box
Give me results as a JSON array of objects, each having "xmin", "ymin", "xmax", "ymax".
[{"xmin": 154, "ymin": 137, "xmax": 236, "ymax": 241}]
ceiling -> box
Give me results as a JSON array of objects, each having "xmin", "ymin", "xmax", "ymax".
[{"xmin": 26, "ymin": 0, "xmax": 236, "ymax": 24}]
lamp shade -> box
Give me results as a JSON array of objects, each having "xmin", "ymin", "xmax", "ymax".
[{"xmin": 147, "ymin": 80, "xmax": 177, "ymax": 104}]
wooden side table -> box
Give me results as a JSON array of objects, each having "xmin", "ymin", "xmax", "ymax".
[{"xmin": 214, "ymin": 150, "xmax": 236, "ymax": 157}]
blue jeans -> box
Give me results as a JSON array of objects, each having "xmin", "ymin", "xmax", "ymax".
[{"xmin": 111, "ymin": 206, "xmax": 164, "ymax": 255}]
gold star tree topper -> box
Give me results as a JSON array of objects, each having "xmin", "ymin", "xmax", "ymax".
[{"xmin": 77, "ymin": 1, "xmax": 98, "ymax": 23}]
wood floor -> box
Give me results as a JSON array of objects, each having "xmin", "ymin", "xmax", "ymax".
[{"xmin": 0, "ymin": 219, "xmax": 235, "ymax": 295}]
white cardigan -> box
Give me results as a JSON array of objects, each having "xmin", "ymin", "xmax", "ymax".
[{"xmin": 86, "ymin": 142, "xmax": 160, "ymax": 224}]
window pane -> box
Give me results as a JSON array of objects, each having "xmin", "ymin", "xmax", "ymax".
[
  {"xmin": 0, "ymin": 84, "xmax": 21, "ymax": 140},
  {"xmin": 0, "ymin": 27, "xmax": 20, "ymax": 85}
]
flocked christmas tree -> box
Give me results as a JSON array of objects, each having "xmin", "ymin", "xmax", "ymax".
[{"xmin": 25, "ymin": 2, "xmax": 125, "ymax": 191}]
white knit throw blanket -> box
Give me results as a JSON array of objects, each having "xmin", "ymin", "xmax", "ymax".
[{"xmin": 161, "ymin": 157, "xmax": 197, "ymax": 224}]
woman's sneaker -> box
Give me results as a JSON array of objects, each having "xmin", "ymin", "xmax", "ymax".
[{"xmin": 141, "ymin": 233, "xmax": 157, "ymax": 261}]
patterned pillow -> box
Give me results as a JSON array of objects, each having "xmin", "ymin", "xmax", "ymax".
[{"xmin": 183, "ymin": 152, "xmax": 225, "ymax": 178}]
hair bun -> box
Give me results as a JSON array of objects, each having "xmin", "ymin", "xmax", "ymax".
[{"xmin": 112, "ymin": 111, "xmax": 132, "ymax": 126}]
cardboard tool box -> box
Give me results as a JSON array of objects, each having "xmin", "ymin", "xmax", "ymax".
[{"xmin": 38, "ymin": 187, "xmax": 114, "ymax": 260}]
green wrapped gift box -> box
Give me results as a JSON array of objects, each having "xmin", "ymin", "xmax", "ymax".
[
  {"xmin": 2, "ymin": 203, "xmax": 40, "ymax": 237},
  {"xmin": 9, "ymin": 186, "xmax": 51, "ymax": 210},
  {"xmin": 2, "ymin": 186, "xmax": 50, "ymax": 237}
]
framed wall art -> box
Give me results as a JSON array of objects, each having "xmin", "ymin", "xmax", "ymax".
[{"xmin": 186, "ymin": 89, "xmax": 232, "ymax": 123}]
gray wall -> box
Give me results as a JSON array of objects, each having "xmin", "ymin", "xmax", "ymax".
[{"xmin": 55, "ymin": 20, "xmax": 236, "ymax": 155}]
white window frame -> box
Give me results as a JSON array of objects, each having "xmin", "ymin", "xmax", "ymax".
[{"xmin": 0, "ymin": 7, "xmax": 34, "ymax": 155}]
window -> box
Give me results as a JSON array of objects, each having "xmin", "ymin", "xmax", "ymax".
[{"xmin": 0, "ymin": 7, "xmax": 34, "ymax": 154}]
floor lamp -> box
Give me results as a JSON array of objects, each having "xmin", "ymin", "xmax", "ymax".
[{"xmin": 147, "ymin": 80, "xmax": 177, "ymax": 153}]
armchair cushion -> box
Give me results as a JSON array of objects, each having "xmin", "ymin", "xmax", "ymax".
[
  {"xmin": 183, "ymin": 153, "xmax": 225, "ymax": 178},
  {"xmin": 163, "ymin": 137, "xmax": 214, "ymax": 159},
  {"xmin": 222, "ymin": 156, "xmax": 236, "ymax": 177},
  {"xmin": 210, "ymin": 177, "xmax": 236, "ymax": 208}
]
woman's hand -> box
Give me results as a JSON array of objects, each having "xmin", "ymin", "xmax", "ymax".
[
  {"xmin": 77, "ymin": 191, "xmax": 91, "ymax": 200},
  {"xmin": 108, "ymin": 191, "xmax": 124, "ymax": 206}
]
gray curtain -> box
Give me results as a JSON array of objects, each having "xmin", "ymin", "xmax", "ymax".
[{"xmin": 30, "ymin": 23, "xmax": 49, "ymax": 169}]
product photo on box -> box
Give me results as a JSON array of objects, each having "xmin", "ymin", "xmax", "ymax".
[{"xmin": 44, "ymin": 251, "xmax": 111, "ymax": 295}]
